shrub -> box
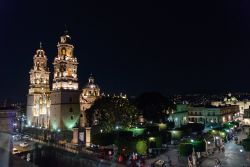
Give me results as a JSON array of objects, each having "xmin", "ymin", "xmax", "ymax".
[{"xmin": 179, "ymin": 143, "xmax": 193, "ymax": 156}]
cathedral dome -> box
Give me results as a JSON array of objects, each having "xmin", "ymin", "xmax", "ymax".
[
  {"xmin": 224, "ymin": 93, "xmax": 238, "ymax": 102},
  {"xmin": 85, "ymin": 74, "xmax": 99, "ymax": 89}
]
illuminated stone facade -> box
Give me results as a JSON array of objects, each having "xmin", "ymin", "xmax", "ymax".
[
  {"xmin": 26, "ymin": 31, "xmax": 101, "ymax": 137},
  {"xmin": 50, "ymin": 32, "xmax": 81, "ymax": 130},
  {"xmin": 52, "ymin": 32, "xmax": 78, "ymax": 90},
  {"xmin": 188, "ymin": 105, "xmax": 239, "ymax": 124},
  {"xmin": 80, "ymin": 75, "xmax": 100, "ymax": 127},
  {"xmin": 27, "ymin": 44, "xmax": 51, "ymax": 128},
  {"xmin": 211, "ymin": 93, "xmax": 250, "ymax": 120}
]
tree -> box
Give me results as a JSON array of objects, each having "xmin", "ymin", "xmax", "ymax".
[
  {"xmin": 193, "ymin": 140, "xmax": 206, "ymax": 152},
  {"xmin": 136, "ymin": 140, "xmax": 148, "ymax": 155},
  {"xmin": 242, "ymin": 138, "xmax": 250, "ymax": 151},
  {"xmin": 180, "ymin": 123, "xmax": 204, "ymax": 135},
  {"xmin": 91, "ymin": 132, "xmax": 115, "ymax": 146},
  {"xmin": 134, "ymin": 92, "xmax": 173, "ymax": 123},
  {"xmin": 179, "ymin": 143, "xmax": 193, "ymax": 156},
  {"xmin": 86, "ymin": 96, "xmax": 140, "ymax": 132}
]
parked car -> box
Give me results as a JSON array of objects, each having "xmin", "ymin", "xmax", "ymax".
[
  {"xmin": 20, "ymin": 142, "xmax": 29, "ymax": 147},
  {"xmin": 12, "ymin": 148, "xmax": 20, "ymax": 154}
]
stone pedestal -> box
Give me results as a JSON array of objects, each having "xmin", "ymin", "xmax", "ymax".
[
  {"xmin": 72, "ymin": 127, "xmax": 79, "ymax": 144},
  {"xmin": 85, "ymin": 127, "xmax": 91, "ymax": 147}
]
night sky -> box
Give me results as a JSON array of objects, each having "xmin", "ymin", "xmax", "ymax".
[{"xmin": 1, "ymin": 0, "xmax": 250, "ymax": 102}]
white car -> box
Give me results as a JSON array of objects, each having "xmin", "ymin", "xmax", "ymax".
[
  {"xmin": 20, "ymin": 142, "xmax": 29, "ymax": 147},
  {"xmin": 12, "ymin": 148, "xmax": 20, "ymax": 154}
]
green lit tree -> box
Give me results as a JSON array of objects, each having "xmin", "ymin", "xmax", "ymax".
[{"xmin": 86, "ymin": 96, "xmax": 140, "ymax": 132}]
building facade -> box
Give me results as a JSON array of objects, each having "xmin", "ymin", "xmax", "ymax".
[
  {"xmin": 26, "ymin": 44, "xmax": 51, "ymax": 128},
  {"xmin": 168, "ymin": 104, "xmax": 188, "ymax": 127},
  {"xmin": 26, "ymin": 31, "xmax": 101, "ymax": 142},
  {"xmin": 80, "ymin": 75, "xmax": 100, "ymax": 127},
  {"xmin": 188, "ymin": 105, "xmax": 239, "ymax": 125},
  {"xmin": 50, "ymin": 32, "xmax": 81, "ymax": 131},
  {"xmin": 211, "ymin": 93, "xmax": 250, "ymax": 119},
  {"xmin": 243, "ymin": 109, "xmax": 250, "ymax": 125}
]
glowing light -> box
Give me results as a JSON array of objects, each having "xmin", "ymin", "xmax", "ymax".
[{"xmin": 149, "ymin": 137, "xmax": 156, "ymax": 142}]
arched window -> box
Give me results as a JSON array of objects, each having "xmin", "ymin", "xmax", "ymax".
[{"xmin": 62, "ymin": 48, "xmax": 66, "ymax": 55}]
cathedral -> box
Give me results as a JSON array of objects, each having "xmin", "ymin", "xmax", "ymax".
[{"xmin": 26, "ymin": 31, "xmax": 100, "ymax": 131}]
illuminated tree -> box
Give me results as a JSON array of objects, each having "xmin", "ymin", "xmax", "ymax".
[
  {"xmin": 136, "ymin": 140, "xmax": 148, "ymax": 155},
  {"xmin": 86, "ymin": 96, "xmax": 140, "ymax": 132}
]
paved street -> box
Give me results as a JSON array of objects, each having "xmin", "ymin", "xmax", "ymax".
[
  {"xmin": 145, "ymin": 128, "xmax": 250, "ymax": 167},
  {"xmin": 145, "ymin": 146, "xmax": 188, "ymax": 167},
  {"xmin": 0, "ymin": 132, "xmax": 38, "ymax": 167},
  {"xmin": 13, "ymin": 139, "xmax": 36, "ymax": 152},
  {"xmin": 200, "ymin": 128, "xmax": 250, "ymax": 167}
]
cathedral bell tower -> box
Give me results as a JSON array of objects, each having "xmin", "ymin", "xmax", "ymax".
[
  {"xmin": 50, "ymin": 31, "xmax": 81, "ymax": 131},
  {"xmin": 26, "ymin": 43, "xmax": 51, "ymax": 128}
]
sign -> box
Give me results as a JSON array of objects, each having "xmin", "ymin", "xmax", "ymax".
[{"xmin": 79, "ymin": 132, "xmax": 84, "ymax": 142}]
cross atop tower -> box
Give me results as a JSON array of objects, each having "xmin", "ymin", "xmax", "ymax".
[
  {"xmin": 39, "ymin": 41, "xmax": 43, "ymax": 49},
  {"xmin": 64, "ymin": 24, "xmax": 69, "ymax": 35}
]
